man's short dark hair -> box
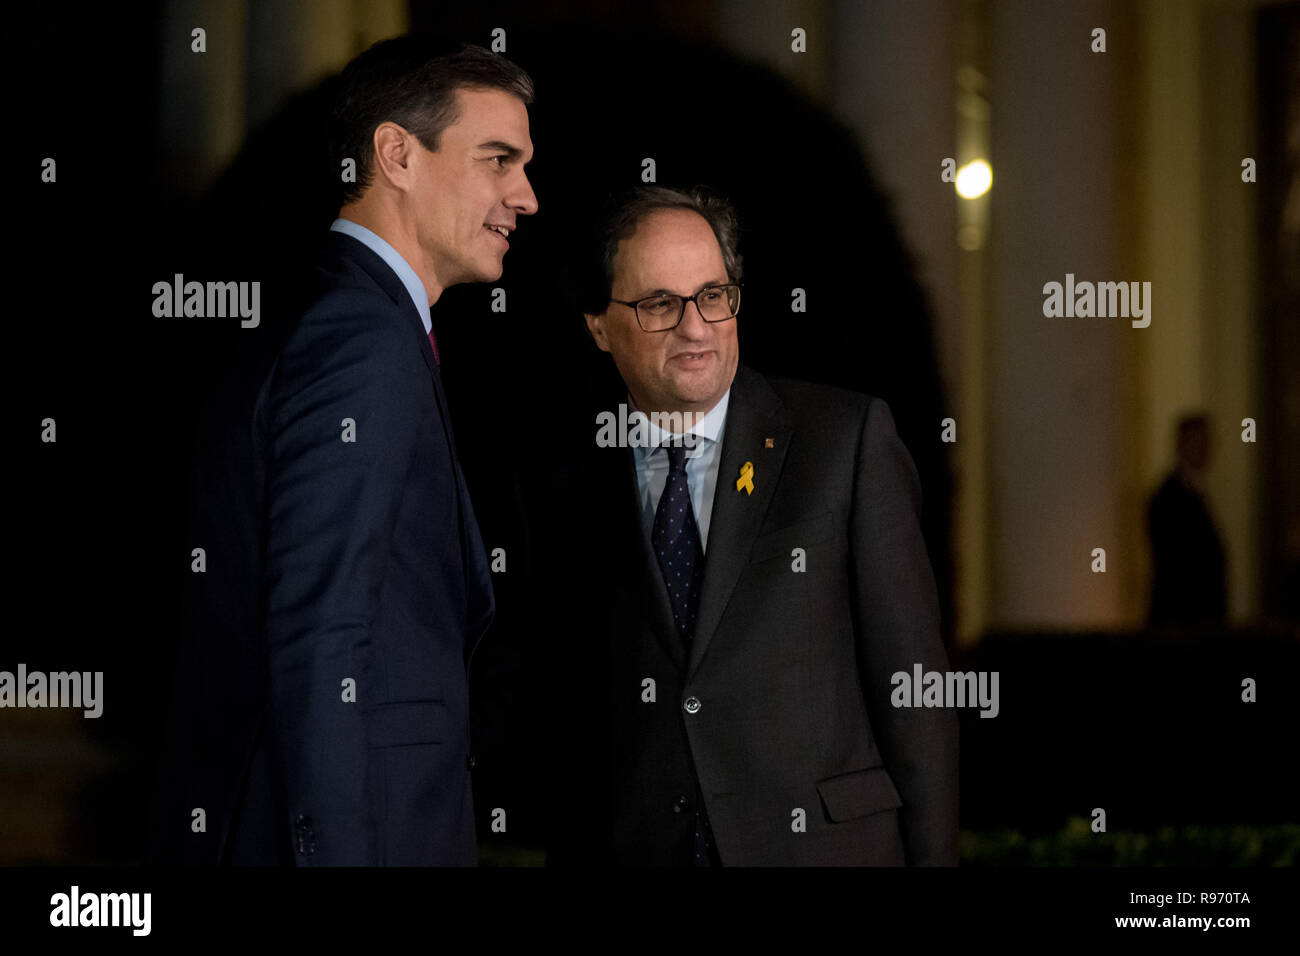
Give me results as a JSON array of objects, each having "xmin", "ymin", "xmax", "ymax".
[
  {"xmin": 578, "ymin": 185, "xmax": 744, "ymax": 316},
  {"xmin": 333, "ymin": 36, "xmax": 534, "ymax": 203}
]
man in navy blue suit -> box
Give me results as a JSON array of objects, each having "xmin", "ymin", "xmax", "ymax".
[{"xmin": 151, "ymin": 38, "xmax": 537, "ymax": 865}]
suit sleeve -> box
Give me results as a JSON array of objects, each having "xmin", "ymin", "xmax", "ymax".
[
  {"xmin": 849, "ymin": 397, "xmax": 959, "ymax": 865},
  {"xmin": 262, "ymin": 291, "xmax": 423, "ymax": 865}
]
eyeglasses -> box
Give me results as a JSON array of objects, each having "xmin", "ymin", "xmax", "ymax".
[{"xmin": 610, "ymin": 283, "xmax": 742, "ymax": 332}]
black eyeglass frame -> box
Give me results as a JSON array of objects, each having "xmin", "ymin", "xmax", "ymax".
[{"xmin": 609, "ymin": 282, "xmax": 743, "ymax": 332}]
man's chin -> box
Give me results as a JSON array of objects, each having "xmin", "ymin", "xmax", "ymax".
[
  {"xmin": 455, "ymin": 254, "xmax": 505, "ymax": 285},
  {"xmin": 669, "ymin": 360, "xmax": 736, "ymax": 399},
  {"xmin": 470, "ymin": 261, "xmax": 504, "ymax": 283},
  {"xmin": 667, "ymin": 377, "xmax": 726, "ymax": 409}
]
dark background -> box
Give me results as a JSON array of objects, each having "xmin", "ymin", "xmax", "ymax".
[{"xmin": 6, "ymin": 1, "xmax": 1298, "ymax": 865}]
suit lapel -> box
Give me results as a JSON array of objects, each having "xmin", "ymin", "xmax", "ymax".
[
  {"xmin": 424, "ymin": 365, "xmax": 496, "ymax": 658},
  {"xmin": 593, "ymin": 397, "xmax": 688, "ymax": 672},
  {"xmin": 623, "ymin": 445, "xmax": 689, "ymax": 672},
  {"xmin": 437, "ymin": 368, "xmax": 495, "ymax": 660},
  {"xmin": 329, "ymin": 232, "xmax": 495, "ymax": 655},
  {"xmin": 688, "ymin": 365, "xmax": 792, "ymax": 679}
]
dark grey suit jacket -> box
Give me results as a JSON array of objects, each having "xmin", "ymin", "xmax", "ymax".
[{"xmin": 542, "ymin": 363, "xmax": 957, "ymax": 866}]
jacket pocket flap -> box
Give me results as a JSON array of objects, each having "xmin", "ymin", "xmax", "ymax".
[
  {"xmin": 366, "ymin": 699, "xmax": 448, "ymax": 748},
  {"xmin": 816, "ymin": 766, "xmax": 902, "ymax": 822},
  {"xmin": 750, "ymin": 511, "xmax": 834, "ymax": 563}
]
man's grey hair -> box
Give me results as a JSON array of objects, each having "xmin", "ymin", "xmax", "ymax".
[{"xmin": 580, "ymin": 185, "xmax": 744, "ymax": 316}]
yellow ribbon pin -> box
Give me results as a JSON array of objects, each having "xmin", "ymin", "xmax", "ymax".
[{"xmin": 736, "ymin": 461, "xmax": 754, "ymax": 495}]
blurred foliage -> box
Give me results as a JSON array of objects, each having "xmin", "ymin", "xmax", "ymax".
[
  {"xmin": 478, "ymin": 844, "xmax": 546, "ymax": 867},
  {"xmin": 475, "ymin": 822, "xmax": 1300, "ymax": 866},
  {"xmin": 961, "ymin": 818, "xmax": 1300, "ymax": 866}
]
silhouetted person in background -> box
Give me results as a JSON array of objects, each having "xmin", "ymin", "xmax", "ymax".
[{"xmin": 1148, "ymin": 414, "xmax": 1227, "ymax": 629}]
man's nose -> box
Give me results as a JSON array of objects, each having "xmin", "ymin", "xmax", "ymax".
[
  {"xmin": 510, "ymin": 172, "xmax": 539, "ymax": 216},
  {"xmin": 676, "ymin": 298, "xmax": 710, "ymax": 336}
]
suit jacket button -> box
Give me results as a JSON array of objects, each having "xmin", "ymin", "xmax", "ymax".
[
  {"xmin": 673, "ymin": 795, "xmax": 690, "ymax": 813},
  {"xmin": 683, "ymin": 696, "xmax": 701, "ymax": 715},
  {"xmin": 294, "ymin": 815, "xmax": 316, "ymax": 856},
  {"xmin": 467, "ymin": 754, "xmax": 476, "ymax": 770}
]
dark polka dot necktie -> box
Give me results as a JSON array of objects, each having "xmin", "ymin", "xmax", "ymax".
[
  {"xmin": 650, "ymin": 441, "xmax": 718, "ymax": 866},
  {"xmin": 652, "ymin": 442, "xmax": 705, "ymax": 648}
]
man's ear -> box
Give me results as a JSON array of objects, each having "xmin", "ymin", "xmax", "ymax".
[
  {"xmin": 584, "ymin": 312, "xmax": 611, "ymax": 352},
  {"xmin": 371, "ymin": 121, "xmax": 416, "ymax": 191}
]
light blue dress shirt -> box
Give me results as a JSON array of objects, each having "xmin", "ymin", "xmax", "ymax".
[
  {"xmin": 630, "ymin": 388, "xmax": 731, "ymax": 553},
  {"xmin": 329, "ymin": 218, "xmax": 432, "ymax": 336}
]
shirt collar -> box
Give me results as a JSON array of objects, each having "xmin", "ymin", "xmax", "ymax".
[
  {"xmin": 329, "ymin": 218, "xmax": 432, "ymax": 336},
  {"xmin": 630, "ymin": 387, "xmax": 731, "ymax": 454}
]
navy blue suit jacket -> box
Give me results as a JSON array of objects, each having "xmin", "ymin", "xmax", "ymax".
[{"xmin": 151, "ymin": 232, "xmax": 494, "ymax": 866}]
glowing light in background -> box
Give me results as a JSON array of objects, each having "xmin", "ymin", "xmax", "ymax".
[{"xmin": 956, "ymin": 159, "xmax": 993, "ymax": 199}]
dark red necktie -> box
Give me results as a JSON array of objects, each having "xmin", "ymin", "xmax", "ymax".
[{"xmin": 428, "ymin": 326, "xmax": 441, "ymax": 365}]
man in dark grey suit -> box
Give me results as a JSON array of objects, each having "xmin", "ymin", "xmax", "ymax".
[
  {"xmin": 541, "ymin": 185, "xmax": 957, "ymax": 866},
  {"xmin": 150, "ymin": 38, "xmax": 537, "ymax": 865}
]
